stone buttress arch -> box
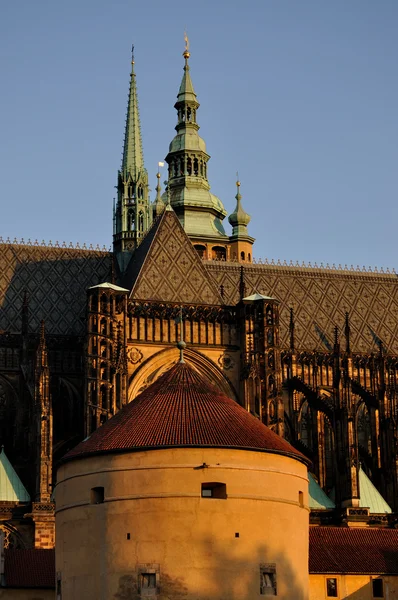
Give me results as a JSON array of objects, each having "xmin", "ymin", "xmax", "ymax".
[{"xmin": 128, "ymin": 347, "xmax": 239, "ymax": 403}]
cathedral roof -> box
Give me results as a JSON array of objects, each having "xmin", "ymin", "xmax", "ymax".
[
  {"xmin": 4, "ymin": 549, "xmax": 55, "ymax": 588},
  {"xmin": 64, "ymin": 362, "xmax": 308, "ymax": 464},
  {"xmin": 0, "ymin": 447, "xmax": 30, "ymax": 503},
  {"xmin": 205, "ymin": 261, "xmax": 398, "ymax": 353}
]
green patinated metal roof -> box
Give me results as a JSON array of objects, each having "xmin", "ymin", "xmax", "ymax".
[
  {"xmin": 358, "ymin": 468, "xmax": 392, "ymax": 514},
  {"xmin": 309, "ymin": 473, "xmax": 335, "ymax": 510},
  {"xmin": 0, "ymin": 448, "xmax": 30, "ymax": 502}
]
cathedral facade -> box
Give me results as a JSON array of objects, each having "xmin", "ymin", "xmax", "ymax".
[{"xmin": 0, "ymin": 42, "xmax": 397, "ymax": 590}]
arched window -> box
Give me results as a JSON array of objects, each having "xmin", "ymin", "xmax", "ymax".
[
  {"xmin": 187, "ymin": 157, "xmax": 192, "ymax": 175},
  {"xmin": 194, "ymin": 244, "xmax": 206, "ymax": 258},
  {"xmin": 240, "ymin": 251, "xmax": 245, "ymax": 261},
  {"xmin": 100, "ymin": 319, "xmax": 107, "ymax": 335},
  {"xmin": 127, "ymin": 210, "xmax": 135, "ymax": 231},
  {"xmin": 100, "ymin": 294, "xmax": 107, "ymax": 314},
  {"xmin": 138, "ymin": 212, "xmax": 144, "ymax": 231},
  {"xmin": 211, "ymin": 246, "xmax": 226, "ymax": 261},
  {"xmin": 248, "ymin": 253, "xmax": 251, "ymax": 262}
]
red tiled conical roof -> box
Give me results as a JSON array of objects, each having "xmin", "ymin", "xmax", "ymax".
[{"xmin": 65, "ymin": 363, "xmax": 307, "ymax": 464}]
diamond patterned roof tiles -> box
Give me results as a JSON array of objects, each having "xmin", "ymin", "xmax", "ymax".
[
  {"xmin": 309, "ymin": 527, "xmax": 398, "ymax": 574},
  {"xmin": 64, "ymin": 362, "xmax": 308, "ymax": 463},
  {"xmin": 206, "ymin": 262, "xmax": 398, "ymax": 353},
  {"xmin": 0, "ymin": 243, "xmax": 111, "ymax": 335}
]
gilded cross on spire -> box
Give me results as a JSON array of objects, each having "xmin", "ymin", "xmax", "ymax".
[{"xmin": 184, "ymin": 31, "xmax": 190, "ymax": 59}]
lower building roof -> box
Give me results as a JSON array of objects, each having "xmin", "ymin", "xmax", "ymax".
[
  {"xmin": 309, "ymin": 527, "xmax": 398, "ymax": 574},
  {"xmin": 4, "ymin": 549, "xmax": 55, "ymax": 588}
]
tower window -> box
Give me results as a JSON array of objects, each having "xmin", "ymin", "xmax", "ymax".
[
  {"xmin": 201, "ymin": 482, "xmax": 227, "ymax": 499},
  {"xmin": 194, "ymin": 244, "xmax": 206, "ymax": 258},
  {"xmin": 241, "ymin": 251, "xmax": 245, "ymax": 261},
  {"xmin": 260, "ymin": 564, "xmax": 277, "ymax": 596},
  {"xmin": 141, "ymin": 573, "xmax": 156, "ymax": 589},
  {"xmin": 90, "ymin": 487, "xmax": 104, "ymax": 504},
  {"xmin": 138, "ymin": 211, "xmax": 144, "ymax": 231},
  {"xmin": 326, "ymin": 578, "xmax": 338, "ymax": 597},
  {"xmin": 211, "ymin": 246, "xmax": 226, "ymax": 261},
  {"xmin": 372, "ymin": 578, "xmax": 384, "ymax": 598}
]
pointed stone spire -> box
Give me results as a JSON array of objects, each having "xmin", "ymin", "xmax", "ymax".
[
  {"xmin": 165, "ymin": 38, "xmax": 228, "ymax": 242},
  {"xmin": 114, "ymin": 45, "xmax": 152, "ymax": 256},
  {"xmin": 122, "ymin": 44, "xmax": 144, "ymax": 178}
]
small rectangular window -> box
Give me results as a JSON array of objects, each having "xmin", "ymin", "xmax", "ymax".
[
  {"xmin": 326, "ymin": 578, "xmax": 338, "ymax": 597},
  {"xmin": 141, "ymin": 573, "xmax": 156, "ymax": 589},
  {"xmin": 260, "ymin": 564, "xmax": 277, "ymax": 596},
  {"xmin": 90, "ymin": 486, "xmax": 104, "ymax": 504},
  {"xmin": 201, "ymin": 482, "xmax": 227, "ymax": 499},
  {"xmin": 372, "ymin": 578, "xmax": 384, "ymax": 598}
]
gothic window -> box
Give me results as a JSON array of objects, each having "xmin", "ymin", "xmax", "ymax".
[
  {"xmin": 100, "ymin": 294, "xmax": 107, "ymax": 314},
  {"xmin": 194, "ymin": 244, "xmax": 206, "ymax": 258},
  {"xmin": 100, "ymin": 363, "xmax": 107, "ymax": 380},
  {"xmin": 187, "ymin": 106, "xmax": 191, "ymax": 121},
  {"xmin": 211, "ymin": 246, "xmax": 226, "ymax": 260},
  {"xmin": 298, "ymin": 400, "xmax": 313, "ymax": 450},
  {"xmin": 138, "ymin": 185, "xmax": 143, "ymax": 199},
  {"xmin": 266, "ymin": 305, "xmax": 273, "ymax": 325},
  {"xmin": 179, "ymin": 158, "xmax": 184, "ymax": 176},
  {"xmin": 127, "ymin": 210, "xmax": 135, "ymax": 231},
  {"xmin": 357, "ymin": 402, "xmax": 372, "ymax": 455},
  {"xmin": 138, "ymin": 211, "xmax": 144, "ymax": 231},
  {"xmin": 187, "ymin": 157, "xmax": 192, "ymax": 175},
  {"xmin": 193, "ymin": 157, "xmax": 199, "ymax": 175},
  {"xmin": 200, "ymin": 160, "xmax": 203, "ymax": 176},
  {"xmin": 100, "ymin": 319, "xmax": 107, "ymax": 335},
  {"xmin": 100, "ymin": 385, "xmax": 107, "ymax": 409},
  {"xmin": 100, "ymin": 342, "xmax": 107, "ymax": 358}
]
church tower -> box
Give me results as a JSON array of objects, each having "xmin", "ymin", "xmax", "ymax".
[
  {"xmin": 165, "ymin": 41, "xmax": 230, "ymax": 259},
  {"xmin": 113, "ymin": 47, "xmax": 152, "ymax": 255}
]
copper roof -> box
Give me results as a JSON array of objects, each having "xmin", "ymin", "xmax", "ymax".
[
  {"xmin": 65, "ymin": 362, "xmax": 307, "ymax": 463},
  {"xmin": 309, "ymin": 527, "xmax": 398, "ymax": 574},
  {"xmin": 4, "ymin": 549, "xmax": 55, "ymax": 588}
]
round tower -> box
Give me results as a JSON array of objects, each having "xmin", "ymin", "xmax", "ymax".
[{"xmin": 55, "ymin": 363, "xmax": 310, "ymax": 600}]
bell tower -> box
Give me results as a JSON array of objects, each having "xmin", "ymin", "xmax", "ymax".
[
  {"xmin": 165, "ymin": 39, "xmax": 229, "ymax": 252},
  {"xmin": 113, "ymin": 46, "xmax": 151, "ymax": 256}
]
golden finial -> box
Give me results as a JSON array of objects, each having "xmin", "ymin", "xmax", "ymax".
[
  {"xmin": 183, "ymin": 31, "xmax": 190, "ymax": 59},
  {"xmin": 236, "ymin": 171, "xmax": 240, "ymax": 187}
]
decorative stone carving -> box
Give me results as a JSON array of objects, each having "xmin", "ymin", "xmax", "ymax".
[
  {"xmin": 218, "ymin": 352, "xmax": 234, "ymax": 371},
  {"xmin": 127, "ymin": 347, "xmax": 143, "ymax": 365}
]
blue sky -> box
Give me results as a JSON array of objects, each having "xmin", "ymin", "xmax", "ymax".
[{"xmin": 1, "ymin": 0, "xmax": 397, "ymax": 268}]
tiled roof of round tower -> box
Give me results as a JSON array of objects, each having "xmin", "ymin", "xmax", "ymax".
[{"xmin": 64, "ymin": 363, "xmax": 308, "ymax": 464}]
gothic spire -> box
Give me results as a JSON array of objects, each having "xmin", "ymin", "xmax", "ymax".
[
  {"xmin": 114, "ymin": 46, "xmax": 152, "ymax": 255},
  {"xmin": 121, "ymin": 45, "xmax": 144, "ymax": 179}
]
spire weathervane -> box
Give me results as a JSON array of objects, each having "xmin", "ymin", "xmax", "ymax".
[{"xmin": 131, "ymin": 44, "xmax": 135, "ymax": 65}]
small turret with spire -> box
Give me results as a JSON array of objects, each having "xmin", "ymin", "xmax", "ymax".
[
  {"xmin": 228, "ymin": 177, "xmax": 255, "ymax": 263},
  {"xmin": 114, "ymin": 45, "xmax": 152, "ymax": 256}
]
